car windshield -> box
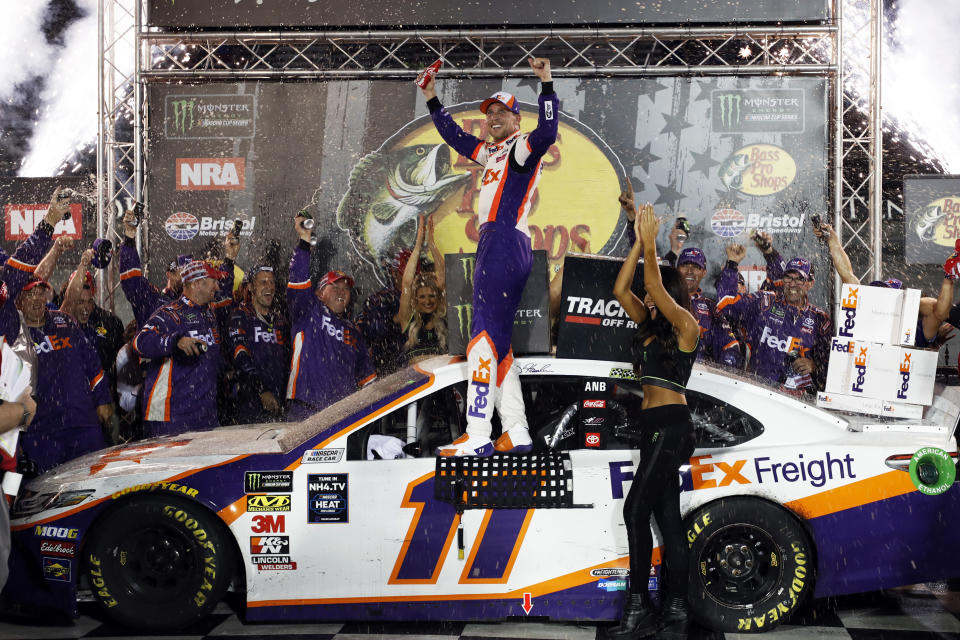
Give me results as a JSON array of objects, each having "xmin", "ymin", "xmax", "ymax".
[{"xmin": 276, "ymin": 361, "xmax": 438, "ymax": 451}]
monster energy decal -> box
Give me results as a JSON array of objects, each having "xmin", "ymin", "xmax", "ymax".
[
  {"xmin": 164, "ymin": 94, "xmax": 256, "ymax": 139},
  {"xmin": 711, "ymin": 89, "xmax": 804, "ymax": 134},
  {"xmin": 445, "ymin": 250, "xmax": 550, "ymax": 355},
  {"xmin": 244, "ymin": 471, "xmax": 294, "ymax": 493}
]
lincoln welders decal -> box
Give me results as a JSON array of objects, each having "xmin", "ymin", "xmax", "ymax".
[{"xmin": 308, "ymin": 474, "xmax": 349, "ymax": 523}]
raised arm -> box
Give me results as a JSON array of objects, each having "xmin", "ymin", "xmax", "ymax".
[
  {"xmin": 426, "ymin": 215, "xmax": 445, "ymax": 291},
  {"xmin": 638, "ymin": 205, "xmax": 699, "ymax": 351},
  {"xmin": 394, "ymin": 216, "xmax": 425, "ymax": 327},
  {"xmin": 35, "ymin": 236, "xmax": 75, "ymax": 283},
  {"xmin": 520, "ymin": 57, "xmax": 558, "ymax": 164},
  {"xmin": 816, "ymin": 223, "xmax": 858, "ymax": 285},
  {"xmin": 286, "ymin": 214, "xmax": 316, "ymax": 323},
  {"xmin": 420, "ymin": 75, "xmax": 488, "ymax": 164},
  {"xmin": 61, "ymin": 249, "xmax": 94, "ymax": 318},
  {"xmin": 612, "ymin": 191, "xmax": 649, "ymax": 326}
]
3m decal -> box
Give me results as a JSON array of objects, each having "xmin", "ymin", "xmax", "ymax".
[
  {"xmin": 244, "ymin": 471, "xmax": 293, "ymax": 492},
  {"xmin": 388, "ymin": 473, "xmax": 532, "ymax": 584},
  {"xmin": 250, "ymin": 514, "xmax": 285, "ymax": 534},
  {"xmin": 307, "ymin": 474, "xmax": 348, "ymax": 523},
  {"xmin": 246, "ymin": 494, "xmax": 292, "ymax": 512}
]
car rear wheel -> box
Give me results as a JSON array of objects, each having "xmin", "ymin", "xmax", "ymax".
[
  {"xmin": 84, "ymin": 495, "xmax": 234, "ymax": 630},
  {"xmin": 685, "ymin": 497, "xmax": 814, "ymax": 633}
]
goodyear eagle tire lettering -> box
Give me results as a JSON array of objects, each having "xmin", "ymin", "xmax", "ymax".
[
  {"xmin": 684, "ymin": 497, "xmax": 814, "ymax": 633},
  {"xmin": 83, "ymin": 495, "xmax": 234, "ymax": 630}
]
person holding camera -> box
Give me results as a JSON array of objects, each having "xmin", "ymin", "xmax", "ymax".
[
  {"xmin": 285, "ymin": 214, "xmax": 375, "ymax": 422},
  {"xmin": 133, "ymin": 260, "xmax": 227, "ymax": 437}
]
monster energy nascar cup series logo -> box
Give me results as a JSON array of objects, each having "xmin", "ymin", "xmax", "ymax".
[
  {"xmin": 244, "ymin": 471, "xmax": 294, "ymax": 493},
  {"xmin": 165, "ymin": 94, "xmax": 257, "ymax": 139},
  {"xmin": 711, "ymin": 89, "xmax": 804, "ymax": 133}
]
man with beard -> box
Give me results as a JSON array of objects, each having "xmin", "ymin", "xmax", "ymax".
[
  {"xmin": 16, "ymin": 278, "xmax": 112, "ymax": 475},
  {"xmin": 228, "ymin": 266, "xmax": 290, "ymax": 423},
  {"xmin": 133, "ymin": 260, "xmax": 226, "ymax": 437},
  {"xmin": 285, "ymin": 215, "xmax": 375, "ymax": 422},
  {"xmin": 419, "ymin": 57, "xmax": 557, "ymax": 456},
  {"xmin": 717, "ymin": 243, "xmax": 831, "ymax": 394}
]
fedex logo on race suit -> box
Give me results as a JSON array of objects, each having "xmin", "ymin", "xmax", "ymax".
[
  {"xmin": 176, "ymin": 157, "xmax": 245, "ymax": 190},
  {"xmin": 896, "ymin": 352, "xmax": 912, "ymax": 400},
  {"xmin": 320, "ymin": 315, "xmax": 357, "ymax": 347},
  {"xmin": 837, "ymin": 287, "xmax": 859, "ymax": 338},
  {"xmin": 4, "ymin": 204, "xmax": 82, "ymax": 240},
  {"xmin": 34, "ymin": 335, "xmax": 73, "ymax": 355},
  {"xmin": 187, "ymin": 329, "xmax": 216, "ymax": 346},
  {"xmin": 759, "ymin": 326, "xmax": 808, "ymax": 357},
  {"xmin": 468, "ymin": 357, "xmax": 492, "ymax": 419},
  {"xmin": 851, "ymin": 345, "xmax": 869, "ymax": 393},
  {"xmin": 254, "ymin": 325, "xmax": 284, "ymax": 344},
  {"xmin": 608, "ymin": 452, "xmax": 856, "ymax": 497}
]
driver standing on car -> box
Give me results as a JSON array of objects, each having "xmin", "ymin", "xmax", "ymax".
[
  {"xmin": 418, "ymin": 57, "xmax": 558, "ymax": 456},
  {"xmin": 285, "ymin": 215, "xmax": 375, "ymax": 422}
]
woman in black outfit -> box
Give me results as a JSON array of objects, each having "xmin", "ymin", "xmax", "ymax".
[{"xmin": 609, "ymin": 192, "xmax": 700, "ymax": 639}]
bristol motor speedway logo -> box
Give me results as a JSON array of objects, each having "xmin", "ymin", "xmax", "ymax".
[
  {"xmin": 4, "ymin": 204, "xmax": 83, "ymax": 241},
  {"xmin": 165, "ymin": 213, "xmax": 257, "ymax": 240},
  {"xmin": 176, "ymin": 158, "xmax": 245, "ymax": 190},
  {"xmin": 710, "ymin": 209, "xmax": 746, "ymax": 238}
]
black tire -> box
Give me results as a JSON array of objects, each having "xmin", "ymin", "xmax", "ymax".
[
  {"xmin": 84, "ymin": 495, "xmax": 234, "ymax": 630},
  {"xmin": 685, "ymin": 497, "xmax": 814, "ymax": 633}
]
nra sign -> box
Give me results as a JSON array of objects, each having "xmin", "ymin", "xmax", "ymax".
[
  {"xmin": 3, "ymin": 204, "xmax": 82, "ymax": 240},
  {"xmin": 175, "ymin": 158, "xmax": 245, "ymax": 190}
]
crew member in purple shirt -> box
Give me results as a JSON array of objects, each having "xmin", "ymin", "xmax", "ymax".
[
  {"xmin": 133, "ymin": 260, "xmax": 226, "ymax": 437},
  {"xmin": 419, "ymin": 57, "xmax": 558, "ymax": 456},
  {"xmin": 285, "ymin": 215, "xmax": 375, "ymax": 422},
  {"xmin": 228, "ymin": 266, "xmax": 290, "ymax": 423},
  {"xmin": 17, "ymin": 278, "xmax": 112, "ymax": 474}
]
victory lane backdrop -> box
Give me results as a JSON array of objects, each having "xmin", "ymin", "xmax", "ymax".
[{"xmin": 146, "ymin": 76, "xmax": 828, "ymax": 308}]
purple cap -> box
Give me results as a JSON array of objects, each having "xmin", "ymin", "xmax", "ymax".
[
  {"xmin": 677, "ymin": 247, "xmax": 706, "ymax": 269},
  {"xmin": 784, "ymin": 257, "xmax": 812, "ymax": 280},
  {"xmin": 869, "ymin": 278, "xmax": 903, "ymax": 289}
]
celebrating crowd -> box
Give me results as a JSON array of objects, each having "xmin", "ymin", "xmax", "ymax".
[{"xmin": 1, "ymin": 56, "xmax": 959, "ymax": 638}]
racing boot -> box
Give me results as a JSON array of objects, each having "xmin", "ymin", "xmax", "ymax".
[
  {"xmin": 494, "ymin": 425, "xmax": 533, "ymax": 454},
  {"xmin": 603, "ymin": 592, "xmax": 657, "ymax": 639},
  {"xmin": 656, "ymin": 596, "xmax": 690, "ymax": 632},
  {"xmin": 436, "ymin": 433, "xmax": 494, "ymax": 457}
]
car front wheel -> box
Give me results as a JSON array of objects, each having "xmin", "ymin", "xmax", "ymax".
[
  {"xmin": 685, "ymin": 497, "xmax": 814, "ymax": 633},
  {"xmin": 84, "ymin": 495, "xmax": 234, "ymax": 630}
]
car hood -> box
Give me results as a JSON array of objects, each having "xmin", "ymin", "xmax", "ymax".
[{"xmin": 30, "ymin": 423, "xmax": 289, "ymax": 489}]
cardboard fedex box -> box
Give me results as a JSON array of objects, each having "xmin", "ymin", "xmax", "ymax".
[
  {"xmin": 824, "ymin": 338, "xmax": 937, "ymax": 407},
  {"xmin": 836, "ymin": 283, "xmax": 921, "ymax": 346}
]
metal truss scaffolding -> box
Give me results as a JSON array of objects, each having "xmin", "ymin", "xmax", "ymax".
[{"xmin": 98, "ymin": 1, "xmax": 883, "ymax": 295}]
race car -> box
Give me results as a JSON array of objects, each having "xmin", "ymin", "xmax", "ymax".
[{"xmin": 6, "ymin": 355, "xmax": 960, "ymax": 633}]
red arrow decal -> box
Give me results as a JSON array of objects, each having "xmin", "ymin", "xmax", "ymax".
[{"xmin": 522, "ymin": 592, "xmax": 533, "ymax": 615}]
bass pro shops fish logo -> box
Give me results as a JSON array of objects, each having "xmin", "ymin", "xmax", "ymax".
[
  {"xmin": 719, "ymin": 144, "xmax": 796, "ymax": 196},
  {"xmin": 335, "ymin": 100, "xmax": 628, "ymax": 285},
  {"xmin": 911, "ymin": 197, "xmax": 960, "ymax": 247}
]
